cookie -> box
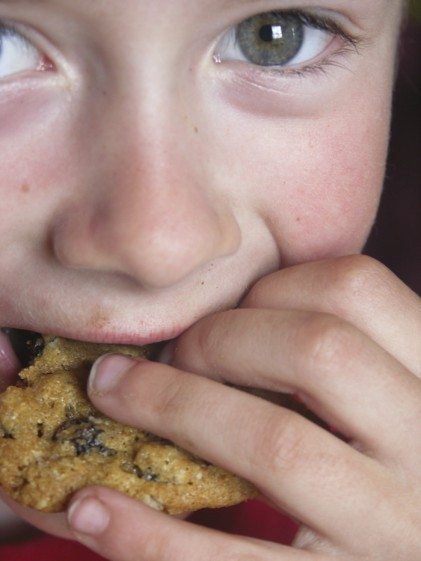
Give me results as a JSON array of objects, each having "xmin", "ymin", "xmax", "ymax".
[{"xmin": 0, "ymin": 336, "xmax": 257, "ymax": 514}]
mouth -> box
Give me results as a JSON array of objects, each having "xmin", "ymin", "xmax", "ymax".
[
  {"xmin": 0, "ymin": 328, "xmax": 167, "ymax": 371},
  {"xmin": 1, "ymin": 329, "xmax": 45, "ymax": 368}
]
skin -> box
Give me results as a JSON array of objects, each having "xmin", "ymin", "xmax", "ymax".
[{"xmin": 0, "ymin": 0, "xmax": 420, "ymax": 559}]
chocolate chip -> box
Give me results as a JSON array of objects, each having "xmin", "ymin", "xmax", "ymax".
[
  {"xmin": 0, "ymin": 423, "xmax": 12, "ymax": 438},
  {"xmin": 121, "ymin": 462, "xmax": 158, "ymax": 481},
  {"xmin": 36, "ymin": 423, "xmax": 44, "ymax": 438},
  {"xmin": 142, "ymin": 469, "xmax": 158, "ymax": 481},
  {"xmin": 65, "ymin": 405, "xmax": 76, "ymax": 419},
  {"xmin": 1, "ymin": 426, "xmax": 14, "ymax": 439},
  {"xmin": 121, "ymin": 462, "xmax": 143, "ymax": 478},
  {"xmin": 53, "ymin": 417, "xmax": 116, "ymax": 457}
]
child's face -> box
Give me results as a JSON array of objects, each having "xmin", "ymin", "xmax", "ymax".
[{"xmin": 0, "ymin": 0, "xmax": 403, "ymax": 343}]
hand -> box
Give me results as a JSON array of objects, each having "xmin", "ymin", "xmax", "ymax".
[{"xmin": 7, "ymin": 256, "xmax": 421, "ymax": 560}]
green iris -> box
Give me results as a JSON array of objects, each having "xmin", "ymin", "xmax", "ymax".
[{"xmin": 236, "ymin": 13, "xmax": 304, "ymax": 66}]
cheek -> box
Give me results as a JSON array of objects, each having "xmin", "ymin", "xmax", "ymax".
[
  {"xmin": 276, "ymin": 118, "xmax": 388, "ymax": 263},
  {"xmin": 0, "ymin": 86, "xmax": 79, "ymax": 238},
  {"xmin": 277, "ymin": 154, "xmax": 383, "ymax": 264},
  {"xmin": 212, "ymin": 104, "xmax": 390, "ymax": 266}
]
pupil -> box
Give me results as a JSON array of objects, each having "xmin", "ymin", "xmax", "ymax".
[{"xmin": 259, "ymin": 25, "xmax": 280, "ymax": 43}]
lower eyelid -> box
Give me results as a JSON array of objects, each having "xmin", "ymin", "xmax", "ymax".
[{"xmin": 214, "ymin": 66, "xmax": 331, "ymax": 120}]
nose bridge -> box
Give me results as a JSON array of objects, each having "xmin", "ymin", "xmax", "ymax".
[
  {"xmin": 106, "ymin": 57, "xmax": 199, "ymax": 190},
  {"xmin": 101, "ymin": 128, "xmax": 221, "ymax": 269},
  {"xmin": 53, "ymin": 90, "xmax": 241, "ymax": 288}
]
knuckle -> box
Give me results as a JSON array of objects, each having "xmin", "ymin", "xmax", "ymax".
[
  {"xmin": 209, "ymin": 540, "xmax": 263, "ymax": 561},
  {"xmin": 138, "ymin": 531, "xmax": 179, "ymax": 561},
  {"xmin": 295, "ymin": 313, "xmax": 361, "ymax": 379},
  {"xmin": 255, "ymin": 410, "xmax": 307, "ymax": 475},
  {"xmin": 122, "ymin": 365, "xmax": 187, "ymax": 423},
  {"xmin": 140, "ymin": 534, "xmax": 263, "ymax": 561},
  {"xmin": 328, "ymin": 255, "xmax": 392, "ymax": 308},
  {"xmin": 224, "ymin": 553, "xmax": 262, "ymax": 561},
  {"xmin": 148, "ymin": 377, "xmax": 187, "ymax": 420}
]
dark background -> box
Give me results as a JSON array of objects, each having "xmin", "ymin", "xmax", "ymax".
[{"xmin": 364, "ymin": 13, "xmax": 420, "ymax": 295}]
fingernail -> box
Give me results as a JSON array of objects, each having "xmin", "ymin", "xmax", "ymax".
[
  {"xmin": 89, "ymin": 354, "xmax": 136, "ymax": 395},
  {"xmin": 68, "ymin": 497, "xmax": 110, "ymax": 536}
]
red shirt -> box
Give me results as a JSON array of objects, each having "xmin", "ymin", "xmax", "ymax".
[{"xmin": 0, "ymin": 501, "xmax": 298, "ymax": 561}]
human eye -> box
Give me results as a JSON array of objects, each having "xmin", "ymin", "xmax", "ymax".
[
  {"xmin": 0, "ymin": 23, "xmax": 48, "ymax": 80},
  {"xmin": 213, "ymin": 9, "xmax": 359, "ymax": 77}
]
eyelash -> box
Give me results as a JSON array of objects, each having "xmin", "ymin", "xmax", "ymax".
[
  {"xmin": 228, "ymin": 9, "xmax": 361, "ymax": 79},
  {"xmin": 288, "ymin": 10, "xmax": 359, "ymax": 77},
  {"xmin": 287, "ymin": 10, "xmax": 358, "ymax": 45}
]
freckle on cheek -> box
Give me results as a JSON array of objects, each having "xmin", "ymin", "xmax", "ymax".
[{"xmin": 20, "ymin": 183, "xmax": 30, "ymax": 193}]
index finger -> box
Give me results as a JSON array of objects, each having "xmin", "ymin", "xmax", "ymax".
[{"xmin": 241, "ymin": 256, "xmax": 421, "ymax": 375}]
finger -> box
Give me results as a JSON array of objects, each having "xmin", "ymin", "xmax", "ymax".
[
  {"xmin": 87, "ymin": 356, "xmax": 397, "ymax": 543},
  {"xmin": 0, "ymin": 488, "xmax": 72, "ymax": 540},
  {"xmin": 241, "ymin": 255, "xmax": 421, "ymax": 375},
  {"xmin": 67, "ymin": 486, "xmax": 324, "ymax": 561},
  {"xmin": 170, "ymin": 308, "xmax": 421, "ymax": 467}
]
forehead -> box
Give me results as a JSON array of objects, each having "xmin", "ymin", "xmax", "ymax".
[{"xmin": 0, "ymin": 0, "xmax": 396, "ymax": 7}]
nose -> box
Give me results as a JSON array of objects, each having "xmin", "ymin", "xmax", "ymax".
[{"xmin": 51, "ymin": 114, "xmax": 241, "ymax": 289}]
